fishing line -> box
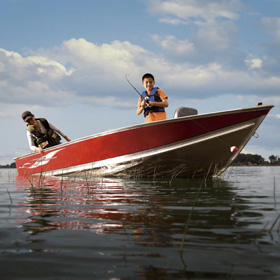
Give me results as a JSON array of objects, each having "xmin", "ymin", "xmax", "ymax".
[{"xmin": 191, "ymin": 119, "xmax": 238, "ymax": 153}]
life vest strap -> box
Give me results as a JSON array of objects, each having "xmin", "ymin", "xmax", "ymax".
[{"xmin": 141, "ymin": 87, "xmax": 165, "ymax": 117}]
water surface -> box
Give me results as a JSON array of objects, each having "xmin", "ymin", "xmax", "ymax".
[{"xmin": 0, "ymin": 167, "xmax": 279, "ymax": 279}]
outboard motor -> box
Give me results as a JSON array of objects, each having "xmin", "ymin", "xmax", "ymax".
[{"xmin": 173, "ymin": 107, "xmax": 198, "ymax": 118}]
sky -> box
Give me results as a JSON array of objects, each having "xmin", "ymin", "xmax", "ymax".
[{"xmin": 0, "ymin": 0, "xmax": 279, "ymax": 165}]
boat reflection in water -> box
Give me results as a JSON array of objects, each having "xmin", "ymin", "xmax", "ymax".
[
  {"xmin": 16, "ymin": 174, "xmax": 267, "ymax": 241},
  {"xmin": 16, "ymin": 175, "xmax": 176, "ymax": 246},
  {"xmin": 14, "ymin": 172, "xmax": 277, "ymax": 279}
]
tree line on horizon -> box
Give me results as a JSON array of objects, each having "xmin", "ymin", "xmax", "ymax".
[
  {"xmin": 0, "ymin": 162, "xmax": 16, "ymax": 168},
  {"xmin": 233, "ymin": 153, "xmax": 280, "ymax": 166}
]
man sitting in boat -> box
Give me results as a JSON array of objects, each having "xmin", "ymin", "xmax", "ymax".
[
  {"xmin": 22, "ymin": 111, "xmax": 71, "ymax": 153},
  {"xmin": 136, "ymin": 73, "xmax": 168, "ymax": 123}
]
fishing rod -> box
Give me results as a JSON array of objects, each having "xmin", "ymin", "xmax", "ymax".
[
  {"xmin": 125, "ymin": 74, "xmax": 161, "ymax": 120},
  {"xmin": 125, "ymin": 74, "xmax": 149, "ymax": 103}
]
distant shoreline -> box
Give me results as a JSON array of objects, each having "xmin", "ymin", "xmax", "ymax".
[
  {"xmin": 232, "ymin": 163, "xmax": 280, "ymax": 166},
  {"xmin": 0, "ymin": 163, "xmax": 16, "ymax": 168}
]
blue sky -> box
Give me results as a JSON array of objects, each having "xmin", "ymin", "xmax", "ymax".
[{"xmin": 0, "ymin": 0, "xmax": 279, "ymax": 165}]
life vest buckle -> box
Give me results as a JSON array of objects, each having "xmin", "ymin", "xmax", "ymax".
[{"xmin": 39, "ymin": 141, "xmax": 49, "ymax": 149}]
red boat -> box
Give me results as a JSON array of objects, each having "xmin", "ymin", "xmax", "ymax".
[{"xmin": 15, "ymin": 104, "xmax": 273, "ymax": 178}]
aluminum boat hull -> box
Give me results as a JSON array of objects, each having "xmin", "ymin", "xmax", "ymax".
[{"xmin": 15, "ymin": 105, "xmax": 273, "ymax": 178}]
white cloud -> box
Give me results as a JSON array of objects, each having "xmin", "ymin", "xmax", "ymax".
[
  {"xmin": 245, "ymin": 58, "xmax": 263, "ymax": 69},
  {"xmin": 0, "ymin": 48, "xmax": 76, "ymax": 106},
  {"xmin": 151, "ymin": 34, "xmax": 194, "ymax": 54},
  {"xmin": 158, "ymin": 17, "xmax": 188, "ymax": 25},
  {"xmin": 61, "ymin": 38, "xmax": 146, "ymax": 75},
  {"xmin": 1, "ymin": 37, "xmax": 280, "ymax": 112},
  {"xmin": 150, "ymin": 0, "xmax": 243, "ymax": 25},
  {"xmin": 0, "ymin": 48, "xmax": 73, "ymax": 78},
  {"xmin": 161, "ymin": 63, "xmax": 280, "ymax": 97}
]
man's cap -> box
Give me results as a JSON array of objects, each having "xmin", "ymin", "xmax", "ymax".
[{"xmin": 22, "ymin": 111, "xmax": 34, "ymax": 121}]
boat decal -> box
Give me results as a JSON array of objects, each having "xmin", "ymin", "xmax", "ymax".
[{"xmin": 22, "ymin": 149, "xmax": 64, "ymax": 169}]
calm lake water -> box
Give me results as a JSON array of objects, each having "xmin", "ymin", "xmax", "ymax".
[{"xmin": 0, "ymin": 166, "xmax": 279, "ymax": 280}]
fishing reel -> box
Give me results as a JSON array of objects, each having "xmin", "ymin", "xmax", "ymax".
[{"xmin": 144, "ymin": 96, "xmax": 150, "ymax": 104}]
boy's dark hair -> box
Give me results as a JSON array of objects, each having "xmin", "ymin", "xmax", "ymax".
[{"xmin": 142, "ymin": 73, "xmax": 154, "ymax": 82}]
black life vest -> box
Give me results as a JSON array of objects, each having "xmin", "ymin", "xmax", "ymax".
[
  {"xmin": 141, "ymin": 87, "xmax": 165, "ymax": 117},
  {"xmin": 27, "ymin": 118, "xmax": 61, "ymax": 149}
]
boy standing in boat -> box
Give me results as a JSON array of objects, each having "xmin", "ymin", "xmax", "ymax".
[{"xmin": 136, "ymin": 73, "xmax": 168, "ymax": 122}]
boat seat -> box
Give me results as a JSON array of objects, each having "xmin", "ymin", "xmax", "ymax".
[{"xmin": 173, "ymin": 107, "xmax": 198, "ymax": 118}]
